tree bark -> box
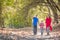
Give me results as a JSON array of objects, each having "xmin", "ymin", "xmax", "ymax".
[
  {"xmin": 58, "ymin": 0, "xmax": 60, "ymax": 4},
  {"xmin": 0, "ymin": 1, "xmax": 4, "ymax": 27},
  {"xmin": 47, "ymin": 0, "xmax": 59, "ymax": 23}
]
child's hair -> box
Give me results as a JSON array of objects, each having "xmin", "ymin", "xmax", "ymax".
[{"xmin": 41, "ymin": 20, "xmax": 43, "ymax": 22}]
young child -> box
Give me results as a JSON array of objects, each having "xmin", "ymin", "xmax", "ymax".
[{"xmin": 39, "ymin": 20, "xmax": 44, "ymax": 35}]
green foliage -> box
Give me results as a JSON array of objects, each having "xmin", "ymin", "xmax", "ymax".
[
  {"xmin": 1, "ymin": 0, "xmax": 50, "ymax": 28},
  {"xmin": 5, "ymin": 0, "xmax": 14, "ymax": 6}
]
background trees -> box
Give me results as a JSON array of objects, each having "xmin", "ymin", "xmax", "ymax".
[{"xmin": 0, "ymin": 0, "xmax": 60, "ymax": 28}]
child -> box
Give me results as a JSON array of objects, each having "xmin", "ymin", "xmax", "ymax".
[{"xmin": 39, "ymin": 20, "xmax": 44, "ymax": 35}]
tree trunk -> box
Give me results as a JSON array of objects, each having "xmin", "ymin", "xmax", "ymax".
[
  {"xmin": 58, "ymin": 0, "xmax": 60, "ymax": 10},
  {"xmin": 0, "ymin": 1, "xmax": 4, "ymax": 27},
  {"xmin": 47, "ymin": 0, "xmax": 59, "ymax": 23},
  {"xmin": 58, "ymin": 0, "xmax": 60, "ymax": 4}
]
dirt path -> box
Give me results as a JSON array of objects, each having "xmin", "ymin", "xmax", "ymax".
[{"xmin": 0, "ymin": 28, "xmax": 60, "ymax": 40}]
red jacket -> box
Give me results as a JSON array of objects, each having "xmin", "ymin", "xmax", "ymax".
[{"xmin": 45, "ymin": 17, "xmax": 52, "ymax": 31}]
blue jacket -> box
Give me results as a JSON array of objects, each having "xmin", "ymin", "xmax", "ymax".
[{"xmin": 33, "ymin": 17, "xmax": 38, "ymax": 26}]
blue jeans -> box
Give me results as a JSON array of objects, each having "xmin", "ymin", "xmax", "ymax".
[{"xmin": 33, "ymin": 25, "xmax": 37, "ymax": 35}]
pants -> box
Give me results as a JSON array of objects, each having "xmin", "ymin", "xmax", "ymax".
[
  {"xmin": 33, "ymin": 25, "xmax": 37, "ymax": 35},
  {"xmin": 46, "ymin": 27, "xmax": 50, "ymax": 35},
  {"xmin": 40, "ymin": 27, "xmax": 44, "ymax": 35}
]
